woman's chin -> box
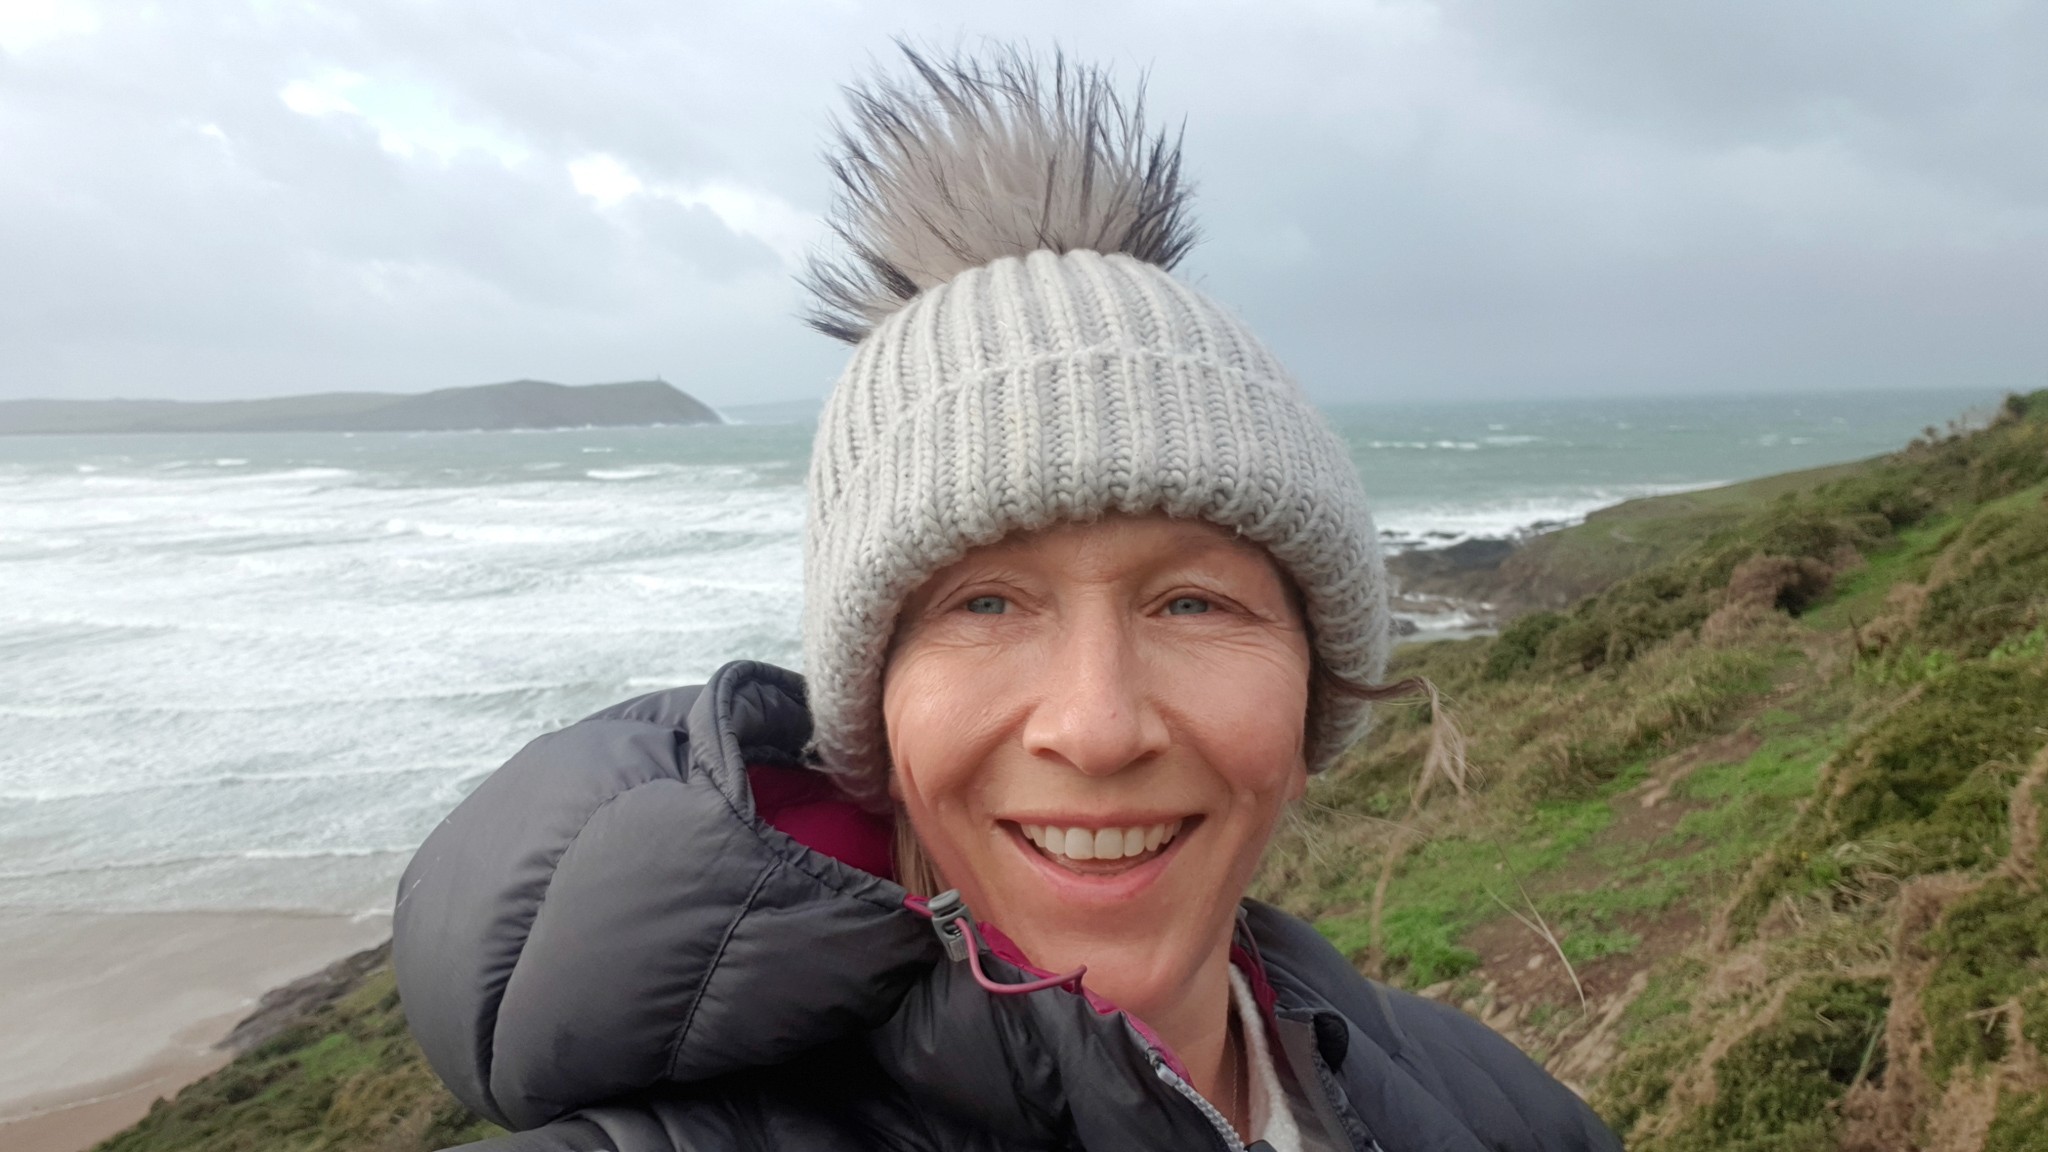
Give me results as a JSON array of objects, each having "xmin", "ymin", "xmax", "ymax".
[
  {"xmin": 965, "ymin": 838, "xmax": 1206, "ymax": 1006},
  {"xmin": 1011, "ymin": 926, "xmax": 1191, "ymax": 1017}
]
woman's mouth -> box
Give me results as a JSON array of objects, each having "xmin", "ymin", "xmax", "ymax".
[{"xmin": 1014, "ymin": 819, "xmax": 1187, "ymax": 874}]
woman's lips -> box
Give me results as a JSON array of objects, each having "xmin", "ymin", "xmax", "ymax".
[
  {"xmin": 1020, "ymin": 819, "xmax": 1184, "ymax": 863},
  {"xmin": 1003, "ymin": 818, "xmax": 1195, "ymax": 879}
]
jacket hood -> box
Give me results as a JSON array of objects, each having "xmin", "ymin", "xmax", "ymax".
[{"xmin": 395, "ymin": 662, "xmax": 939, "ymax": 1129}]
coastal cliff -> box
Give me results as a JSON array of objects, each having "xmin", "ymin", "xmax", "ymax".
[
  {"xmin": 91, "ymin": 391, "xmax": 2048, "ymax": 1152},
  {"xmin": 0, "ymin": 379, "xmax": 721, "ymax": 435}
]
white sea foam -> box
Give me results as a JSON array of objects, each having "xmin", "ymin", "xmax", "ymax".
[
  {"xmin": 264, "ymin": 466, "xmax": 356, "ymax": 481},
  {"xmin": 241, "ymin": 846, "xmax": 417, "ymax": 861},
  {"xmin": 382, "ymin": 517, "xmax": 620, "ymax": 545},
  {"xmin": 1, "ymin": 448, "xmax": 804, "ymax": 906},
  {"xmin": 0, "ymin": 846, "xmax": 416, "ymax": 883},
  {"xmin": 0, "ymin": 761, "xmax": 476, "ymax": 803},
  {"xmin": 0, "ymin": 392, "xmax": 1989, "ymax": 916},
  {"xmin": 1375, "ymin": 482, "xmax": 1721, "ymax": 551},
  {"xmin": 1391, "ymin": 594, "xmax": 1497, "ymax": 642}
]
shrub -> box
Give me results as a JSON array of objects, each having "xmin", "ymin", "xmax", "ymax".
[
  {"xmin": 1485, "ymin": 611, "xmax": 1563, "ymax": 680},
  {"xmin": 1661, "ymin": 977, "xmax": 1888, "ymax": 1152},
  {"xmin": 1829, "ymin": 662, "xmax": 2048, "ymax": 869},
  {"xmin": 1912, "ymin": 496, "xmax": 2048, "ymax": 657},
  {"xmin": 1922, "ymin": 880, "xmax": 2048, "ymax": 1079}
]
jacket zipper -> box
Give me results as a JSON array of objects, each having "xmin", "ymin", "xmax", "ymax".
[
  {"xmin": 1275, "ymin": 1014, "xmax": 1382, "ymax": 1152},
  {"xmin": 1150, "ymin": 1057, "xmax": 1249, "ymax": 1152}
]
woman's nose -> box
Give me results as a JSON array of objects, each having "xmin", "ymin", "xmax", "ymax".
[{"xmin": 1017, "ymin": 615, "xmax": 1171, "ymax": 776}]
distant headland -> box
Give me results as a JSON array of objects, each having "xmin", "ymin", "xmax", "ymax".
[{"xmin": 0, "ymin": 378, "xmax": 723, "ymax": 435}]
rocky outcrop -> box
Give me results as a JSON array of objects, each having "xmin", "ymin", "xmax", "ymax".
[{"xmin": 217, "ymin": 941, "xmax": 391, "ymax": 1055}]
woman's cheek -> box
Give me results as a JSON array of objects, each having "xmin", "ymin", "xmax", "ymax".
[
  {"xmin": 1165, "ymin": 648, "xmax": 1310, "ymax": 790},
  {"xmin": 885, "ymin": 646, "xmax": 1005, "ymax": 807}
]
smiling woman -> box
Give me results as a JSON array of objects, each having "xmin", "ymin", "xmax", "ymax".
[
  {"xmin": 883, "ymin": 517, "xmax": 1317, "ymax": 1094},
  {"xmin": 391, "ymin": 45, "xmax": 1622, "ymax": 1152}
]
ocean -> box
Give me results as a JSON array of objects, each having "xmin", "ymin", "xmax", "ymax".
[{"xmin": 0, "ymin": 389, "xmax": 2004, "ymax": 920}]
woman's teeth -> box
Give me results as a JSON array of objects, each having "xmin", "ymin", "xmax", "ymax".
[{"xmin": 1020, "ymin": 820, "xmax": 1184, "ymax": 862}]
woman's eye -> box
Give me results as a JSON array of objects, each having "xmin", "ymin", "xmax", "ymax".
[
  {"xmin": 963, "ymin": 595, "xmax": 1008, "ymax": 615},
  {"xmin": 1165, "ymin": 596, "xmax": 1212, "ymax": 616}
]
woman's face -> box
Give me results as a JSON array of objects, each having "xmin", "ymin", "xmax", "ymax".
[{"xmin": 881, "ymin": 515, "xmax": 1313, "ymax": 1024}]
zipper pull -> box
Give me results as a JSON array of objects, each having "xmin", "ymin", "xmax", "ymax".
[
  {"xmin": 923, "ymin": 888, "xmax": 1086, "ymax": 995},
  {"xmin": 927, "ymin": 888, "xmax": 973, "ymax": 962}
]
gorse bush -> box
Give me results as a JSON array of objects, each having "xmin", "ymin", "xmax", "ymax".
[
  {"xmin": 1923, "ymin": 879, "xmax": 2048, "ymax": 1079},
  {"xmin": 1913, "ymin": 496, "xmax": 2048, "ymax": 657},
  {"xmin": 1661, "ymin": 976, "xmax": 1890, "ymax": 1152}
]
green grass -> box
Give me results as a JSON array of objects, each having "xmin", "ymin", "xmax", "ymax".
[
  {"xmin": 1676, "ymin": 725, "xmax": 1834, "ymax": 806},
  {"xmin": 1986, "ymin": 1092, "xmax": 2048, "ymax": 1152},
  {"xmin": 1297, "ymin": 694, "xmax": 1854, "ymax": 986},
  {"xmin": 1310, "ymin": 789, "xmax": 1619, "ymax": 983},
  {"xmin": 1560, "ymin": 927, "xmax": 1643, "ymax": 965}
]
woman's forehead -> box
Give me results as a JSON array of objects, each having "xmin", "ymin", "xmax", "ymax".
[{"xmin": 965, "ymin": 515, "xmax": 1274, "ymax": 572}]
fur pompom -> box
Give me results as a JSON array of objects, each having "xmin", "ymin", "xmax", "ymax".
[{"xmin": 803, "ymin": 45, "xmax": 1197, "ymax": 344}]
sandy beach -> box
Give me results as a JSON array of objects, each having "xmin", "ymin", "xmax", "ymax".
[{"xmin": 0, "ymin": 910, "xmax": 391, "ymax": 1152}]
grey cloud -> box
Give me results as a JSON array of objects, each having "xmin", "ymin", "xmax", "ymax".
[
  {"xmin": 1, "ymin": 0, "xmax": 2042, "ymax": 404},
  {"xmin": 1152, "ymin": 1, "xmax": 2048, "ymax": 397}
]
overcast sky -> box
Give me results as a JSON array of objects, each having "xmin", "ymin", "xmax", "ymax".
[{"xmin": 3, "ymin": 1, "xmax": 2043, "ymax": 406}]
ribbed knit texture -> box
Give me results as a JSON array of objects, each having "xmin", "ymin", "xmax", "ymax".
[{"xmin": 803, "ymin": 248, "xmax": 1389, "ymax": 805}]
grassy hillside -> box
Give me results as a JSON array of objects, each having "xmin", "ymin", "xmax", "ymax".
[
  {"xmin": 1263, "ymin": 388, "xmax": 2048, "ymax": 1151},
  {"xmin": 95, "ymin": 390, "xmax": 2048, "ymax": 1151},
  {"xmin": 1485, "ymin": 458, "xmax": 1876, "ymax": 615}
]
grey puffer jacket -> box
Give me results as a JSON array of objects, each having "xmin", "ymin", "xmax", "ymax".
[{"xmin": 394, "ymin": 661, "xmax": 1622, "ymax": 1152}]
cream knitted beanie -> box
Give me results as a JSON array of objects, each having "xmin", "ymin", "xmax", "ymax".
[{"xmin": 800, "ymin": 49, "xmax": 1390, "ymax": 806}]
